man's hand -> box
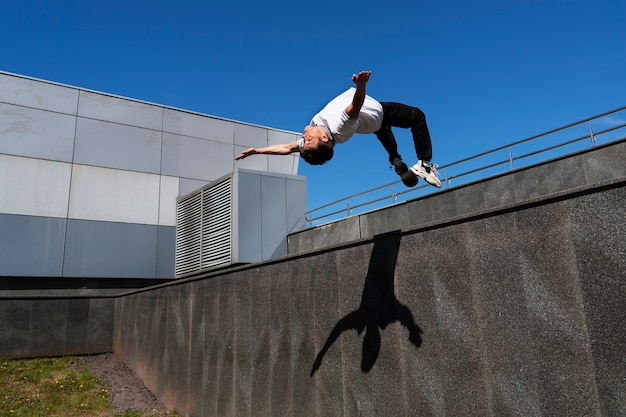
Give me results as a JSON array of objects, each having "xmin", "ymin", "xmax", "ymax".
[
  {"xmin": 345, "ymin": 71, "xmax": 371, "ymax": 118},
  {"xmin": 351, "ymin": 71, "xmax": 371, "ymax": 86},
  {"xmin": 234, "ymin": 147, "xmax": 257, "ymax": 160}
]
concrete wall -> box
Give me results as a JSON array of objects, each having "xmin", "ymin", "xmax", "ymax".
[
  {"xmin": 0, "ymin": 71, "xmax": 301, "ymax": 279},
  {"xmin": 0, "ymin": 296, "xmax": 114, "ymax": 359},
  {"xmin": 111, "ymin": 144, "xmax": 626, "ymax": 416}
]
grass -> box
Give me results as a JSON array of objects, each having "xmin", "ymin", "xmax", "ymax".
[{"xmin": 0, "ymin": 357, "xmax": 179, "ymax": 417}]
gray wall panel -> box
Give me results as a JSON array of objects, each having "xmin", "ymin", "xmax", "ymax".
[
  {"xmin": 163, "ymin": 108, "xmax": 235, "ymax": 143},
  {"xmin": 156, "ymin": 226, "xmax": 176, "ymax": 278},
  {"xmin": 74, "ymin": 118, "xmax": 162, "ymax": 174},
  {"xmin": 234, "ymin": 123, "xmax": 268, "ymax": 148},
  {"xmin": 178, "ymin": 178, "xmax": 209, "ymax": 197},
  {"xmin": 268, "ymin": 130, "xmax": 300, "ymax": 175},
  {"xmin": 162, "ymin": 133, "xmax": 233, "ymax": 180},
  {"xmin": 235, "ymin": 172, "xmax": 263, "ymax": 263},
  {"xmin": 0, "ymin": 73, "xmax": 79, "ymax": 114},
  {"xmin": 261, "ymin": 175, "xmax": 287, "ymax": 259},
  {"xmin": 286, "ymin": 178, "xmax": 308, "ymax": 234},
  {"xmin": 0, "ymin": 214, "xmax": 66, "ymax": 276},
  {"xmin": 0, "ymin": 103, "xmax": 76, "ymax": 162},
  {"xmin": 63, "ymin": 219, "xmax": 158, "ymax": 278},
  {"xmin": 234, "ymin": 144, "xmax": 269, "ymax": 172},
  {"xmin": 77, "ymin": 90, "xmax": 163, "ymax": 130}
]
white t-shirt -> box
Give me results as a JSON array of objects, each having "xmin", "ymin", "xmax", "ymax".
[{"xmin": 306, "ymin": 87, "xmax": 383, "ymax": 145}]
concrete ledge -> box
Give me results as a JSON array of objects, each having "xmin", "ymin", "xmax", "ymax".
[{"xmin": 289, "ymin": 139, "xmax": 626, "ymax": 254}]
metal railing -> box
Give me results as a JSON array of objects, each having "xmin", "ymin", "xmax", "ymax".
[{"xmin": 305, "ymin": 105, "xmax": 626, "ymax": 227}]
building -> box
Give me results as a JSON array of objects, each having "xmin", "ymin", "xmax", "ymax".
[{"xmin": 0, "ymin": 71, "xmax": 303, "ymax": 280}]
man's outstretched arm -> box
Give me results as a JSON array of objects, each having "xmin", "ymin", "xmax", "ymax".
[
  {"xmin": 344, "ymin": 71, "xmax": 371, "ymax": 118},
  {"xmin": 234, "ymin": 141, "xmax": 300, "ymax": 160}
]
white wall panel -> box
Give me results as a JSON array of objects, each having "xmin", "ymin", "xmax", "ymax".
[
  {"xmin": 163, "ymin": 108, "xmax": 234, "ymax": 143},
  {"xmin": 159, "ymin": 175, "xmax": 179, "ymax": 226},
  {"xmin": 0, "ymin": 155, "xmax": 71, "ymax": 218},
  {"xmin": 68, "ymin": 165, "xmax": 160, "ymax": 225},
  {"xmin": 0, "ymin": 103, "xmax": 76, "ymax": 162},
  {"xmin": 0, "ymin": 72, "xmax": 79, "ymax": 114},
  {"xmin": 77, "ymin": 90, "xmax": 163, "ymax": 130}
]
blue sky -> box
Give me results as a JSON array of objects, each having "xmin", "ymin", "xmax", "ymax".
[{"xmin": 2, "ymin": 0, "xmax": 625, "ymax": 211}]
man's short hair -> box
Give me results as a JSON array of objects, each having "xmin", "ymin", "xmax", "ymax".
[{"xmin": 300, "ymin": 140, "xmax": 334, "ymax": 165}]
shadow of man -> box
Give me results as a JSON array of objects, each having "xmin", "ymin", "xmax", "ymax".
[{"xmin": 311, "ymin": 231, "xmax": 423, "ymax": 376}]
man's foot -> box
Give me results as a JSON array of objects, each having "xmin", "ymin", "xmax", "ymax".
[
  {"xmin": 410, "ymin": 160, "xmax": 442, "ymax": 188},
  {"xmin": 393, "ymin": 158, "xmax": 418, "ymax": 187}
]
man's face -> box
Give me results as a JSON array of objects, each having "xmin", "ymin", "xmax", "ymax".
[{"xmin": 302, "ymin": 126, "xmax": 328, "ymax": 151}]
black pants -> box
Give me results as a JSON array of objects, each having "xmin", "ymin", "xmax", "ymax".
[{"xmin": 374, "ymin": 102, "xmax": 433, "ymax": 164}]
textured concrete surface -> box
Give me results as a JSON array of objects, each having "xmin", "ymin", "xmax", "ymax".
[
  {"xmin": 112, "ymin": 177, "xmax": 624, "ymax": 416},
  {"xmin": 0, "ymin": 296, "xmax": 113, "ymax": 358}
]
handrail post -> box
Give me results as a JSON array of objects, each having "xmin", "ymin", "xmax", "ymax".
[
  {"xmin": 588, "ymin": 122, "xmax": 596, "ymax": 146},
  {"xmin": 347, "ymin": 201, "xmax": 351, "ymax": 217},
  {"xmin": 509, "ymin": 149, "xmax": 514, "ymax": 170}
]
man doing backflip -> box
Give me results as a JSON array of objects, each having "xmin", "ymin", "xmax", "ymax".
[{"xmin": 234, "ymin": 71, "xmax": 441, "ymax": 188}]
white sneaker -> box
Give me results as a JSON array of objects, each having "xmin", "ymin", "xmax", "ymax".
[{"xmin": 410, "ymin": 160, "xmax": 442, "ymax": 188}]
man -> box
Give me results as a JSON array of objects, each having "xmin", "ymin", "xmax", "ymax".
[{"xmin": 234, "ymin": 71, "xmax": 441, "ymax": 188}]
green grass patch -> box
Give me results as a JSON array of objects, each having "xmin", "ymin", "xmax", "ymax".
[{"xmin": 0, "ymin": 357, "xmax": 178, "ymax": 417}]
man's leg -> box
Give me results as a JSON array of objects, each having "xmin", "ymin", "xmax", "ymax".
[
  {"xmin": 378, "ymin": 102, "xmax": 433, "ymax": 162},
  {"xmin": 373, "ymin": 124, "xmax": 401, "ymax": 165},
  {"xmin": 379, "ymin": 102, "xmax": 441, "ymax": 188},
  {"xmin": 374, "ymin": 114, "xmax": 418, "ymax": 187}
]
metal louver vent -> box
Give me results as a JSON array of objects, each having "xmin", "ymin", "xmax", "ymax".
[
  {"xmin": 175, "ymin": 193, "xmax": 202, "ymax": 276},
  {"xmin": 175, "ymin": 177, "xmax": 232, "ymax": 277},
  {"xmin": 175, "ymin": 169, "xmax": 306, "ymax": 278},
  {"xmin": 201, "ymin": 178, "xmax": 232, "ymax": 269}
]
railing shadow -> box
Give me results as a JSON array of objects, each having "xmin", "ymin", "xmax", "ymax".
[{"xmin": 310, "ymin": 231, "xmax": 422, "ymax": 376}]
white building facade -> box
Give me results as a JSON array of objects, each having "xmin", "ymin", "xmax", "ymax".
[{"xmin": 0, "ymin": 71, "xmax": 301, "ymax": 279}]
